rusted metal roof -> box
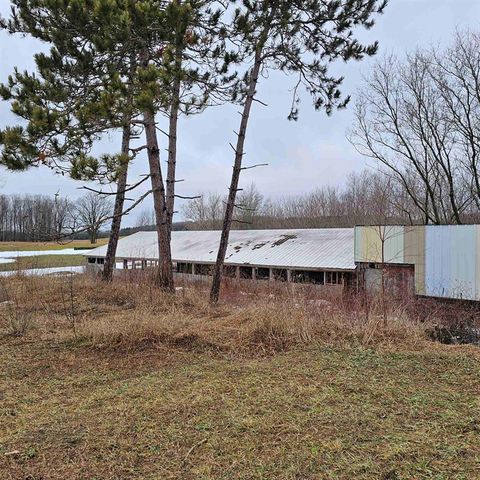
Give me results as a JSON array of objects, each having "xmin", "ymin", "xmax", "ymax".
[{"xmin": 86, "ymin": 228, "xmax": 356, "ymax": 271}]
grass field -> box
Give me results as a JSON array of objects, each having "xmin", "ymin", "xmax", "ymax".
[
  {"xmin": 0, "ymin": 239, "xmax": 105, "ymax": 272},
  {"xmin": 0, "ymin": 254, "xmax": 85, "ymax": 272},
  {"xmin": 1, "ymin": 341, "xmax": 479, "ymax": 480},
  {"xmin": 0, "ymin": 277, "xmax": 479, "ymax": 479},
  {"xmin": 0, "ymin": 238, "xmax": 108, "ymax": 252}
]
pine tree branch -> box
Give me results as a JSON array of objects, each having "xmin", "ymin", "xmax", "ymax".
[
  {"xmin": 240, "ymin": 163, "xmax": 268, "ymax": 170},
  {"xmin": 174, "ymin": 194, "xmax": 202, "ymax": 200},
  {"xmin": 78, "ymin": 175, "xmax": 151, "ymax": 196}
]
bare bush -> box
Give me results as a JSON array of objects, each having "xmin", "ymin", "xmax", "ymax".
[
  {"xmin": 60, "ymin": 274, "xmax": 78, "ymax": 338},
  {"xmin": 0, "ymin": 283, "xmax": 33, "ymax": 337}
]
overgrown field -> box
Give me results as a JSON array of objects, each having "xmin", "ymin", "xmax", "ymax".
[{"xmin": 0, "ymin": 275, "xmax": 479, "ymax": 479}]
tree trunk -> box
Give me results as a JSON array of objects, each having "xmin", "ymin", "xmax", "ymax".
[
  {"xmin": 143, "ymin": 108, "xmax": 175, "ymax": 292},
  {"xmin": 165, "ymin": 46, "xmax": 182, "ymax": 241},
  {"xmin": 209, "ymin": 2, "xmax": 279, "ymax": 303},
  {"xmin": 209, "ymin": 48, "xmax": 266, "ymax": 304},
  {"xmin": 102, "ymin": 125, "xmax": 131, "ymax": 282}
]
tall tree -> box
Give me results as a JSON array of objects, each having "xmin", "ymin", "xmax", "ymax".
[
  {"xmin": 210, "ymin": 0, "xmax": 387, "ymax": 303},
  {"xmin": 75, "ymin": 192, "xmax": 113, "ymax": 244},
  {"xmin": 350, "ymin": 31, "xmax": 480, "ymax": 225},
  {"xmin": 0, "ymin": 0, "xmax": 141, "ymax": 281},
  {"xmin": 138, "ymin": 0, "xmax": 235, "ymax": 291},
  {"xmin": 1, "ymin": 0, "xmax": 234, "ymax": 288},
  {"xmin": 52, "ymin": 194, "xmax": 74, "ymax": 239}
]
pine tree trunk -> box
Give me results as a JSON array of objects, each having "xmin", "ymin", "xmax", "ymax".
[
  {"xmin": 102, "ymin": 124, "xmax": 131, "ymax": 282},
  {"xmin": 143, "ymin": 108, "xmax": 175, "ymax": 292},
  {"xmin": 210, "ymin": 4, "xmax": 278, "ymax": 304},
  {"xmin": 165, "ymin": 47, "xmax": 182, "ymax": 240},
  {"xmin": 209, "ymin": 51, "xmax": 264, "ymax": 304}
]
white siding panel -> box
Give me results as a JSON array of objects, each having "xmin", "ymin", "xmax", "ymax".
[
  {"xmin": 476, "ymin": 226, "xmax": 480, "ymax": 300},
  {"xmin": 354, "ymin": 227, "xmax": 362, "ymax": 263},
  {"xmin": 425, "ymin": 225, "xmax": 477, "ymax": 300},
  {"xmin": 425, "ymin": 226, "xmax": 448, "ymax": 298},
  {"xmin": 451, "ymin": 225, "xmax": 476, "ymax": 299}
]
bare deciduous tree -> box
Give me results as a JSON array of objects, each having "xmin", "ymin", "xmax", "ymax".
[
  {"xmin": 0, "ymin": 194, "xmax": 75, "ymax": 242},
  {"xmin": 183, "ymin": 172, "xmax": 421, "ymax": 231},
  {"xmin": 75, "ymin": 193, "xmax": 113, "ymax": 244},
  {"xmin": 182, "ymin": 193, "xmax": 223, "ymax": 230},
  {"xmin": 351, "ymin": 31, "xmax": 480, "ymax": 224},
  {"xmin": 234, "ymin": 184, "xmax": 263, "ymax": 228},
  {"xmin": 52, "ymin": 195, "xmax": 74, "ymax": 239},
  {"xmin": 136, "ymin": 208, "xmax": 156, "ymax": 228}
]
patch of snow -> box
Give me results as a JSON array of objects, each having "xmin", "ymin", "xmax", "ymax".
[
  {"xmin": 0, "ymin": 259, "xmax": 15, "ymax": 264},
  {"xmin": 0, "ymin": 248, "xmax": 81, "ymax": 260},
  {"xmin": 0, "ymin": 266, "xmax": 85, "ymax": 277}
]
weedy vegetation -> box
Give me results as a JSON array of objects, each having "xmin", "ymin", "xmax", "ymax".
[{"xmin": 0, "ymin": 273, "xmax": 479, "ymax": 479}]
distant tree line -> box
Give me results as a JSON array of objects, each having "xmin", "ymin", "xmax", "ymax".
[
  {"xmin": 0, "ymin": 194, "xmax": 69, "ymax": 242},
  {"xmin": 178, "ymin": 169, "xmax": 480, "ymax": 231},
  {"xmin": 0, "ymin": 192, "xmax": 112, "ymax": 243}
]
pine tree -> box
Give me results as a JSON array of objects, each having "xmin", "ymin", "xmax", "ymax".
[
  {"xmin": 0, "ymin": 0, "xmax": 141, "ymax": 281},
  {"xmin": 137, "ymin": 0, "xmax": 235, "ymax": 291},
  {"xmin": 209, "ymin": 0, "xmax": 388, "ymax": 303},
  {"xmin": 1, "ymin": 0, "xmax": 234, "ymax": 288}
]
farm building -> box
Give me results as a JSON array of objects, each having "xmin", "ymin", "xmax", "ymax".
[
  {"xmin": 85, "ymin": 228, "xmax": 357, "ymax": 287},
  {"xmin": 86, "ymin": 224, "xmax": 480, "ymax": 301},
  {"xmin": 355, "ymin": 224, "xmax": 480, "ymax": 301}
]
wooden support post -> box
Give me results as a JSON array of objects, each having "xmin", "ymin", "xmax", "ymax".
[
  {"xmin": 252, "ymin": 267, "xmax": 256, "ymax": 280},
  {"xmin": 287, "ymin": 270, "xmax": 292, "ymax": 283},
  {"xmin": 269, "ymin": 268, "xmax": 274, "ymax": 281},
  {"xmin": 236, "ymin": 266, "xmax": 240, "ymax": 280}
]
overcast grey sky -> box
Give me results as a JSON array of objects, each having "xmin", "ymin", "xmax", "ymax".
[{"xmin": 1, "ymin": 0, "xmax": 480, "ymax": 226}]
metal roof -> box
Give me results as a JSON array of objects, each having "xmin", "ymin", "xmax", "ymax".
[{"xmin": 86, "ymin": 228, "xmax": 356, "ymax": 271}]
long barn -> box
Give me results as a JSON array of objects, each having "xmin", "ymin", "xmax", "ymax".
[
  {"xmin": 85, "ymin": 228, "xmax": 357, "ymax": 287},
  {"xmin": 86, "ymin": 224, "xmax": 480, "ymax": 301}
]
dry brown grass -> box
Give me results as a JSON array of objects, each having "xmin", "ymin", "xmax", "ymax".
[
  {"xmin": 1, "ymin": 275, "xmax": 480, "ymax": 479},
  {"xmin": 0, "ymin": 274, "xmax": 430, "ymax": 355},
  {"xmin": 0, "ymin": 238, "xmax": 108, "ymax": 252}
]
